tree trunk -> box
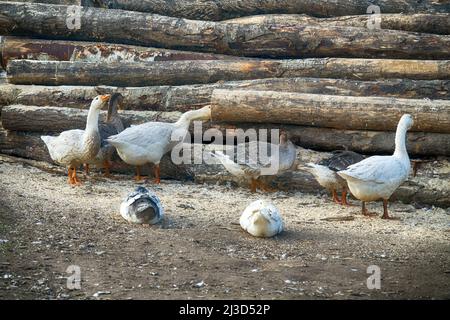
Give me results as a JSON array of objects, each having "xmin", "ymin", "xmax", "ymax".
[
  {"xmin": 4, "ymin": 0, "xmax": 448, "ymax": 20},
  {"xmin": 1, "ymin": 2, "xmax": 450, "ymax": 59},
  {"xmin": 210, "ymin": 89, "xmax": 450, "ymax": 133},
  {"xmin": 281, "ymin": 125, "xmax": 450, "ymax": 157},
  {"xmin": 1, "ymin": 105, "xmax": 180, "ymax": 132},
  {"xmin": 0, "ymin": 37, "xmax": 242, "ymax": 69},
  {"xmin": 2, "ymin": 105, "xmax": 449, "ymax": 156},
  {"xmin": 1, "ymin": 78, "xmax": 448, "ymax": 113},
  {"xmin": 6, "ymin": 59, "xmax": 450, "ymax": 87},
  {"xmin": 224, "ymin": 13, "xmax": 450, "ymax": 35}
]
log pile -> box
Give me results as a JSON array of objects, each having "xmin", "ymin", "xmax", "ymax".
[{"xmin": 0, "ymin": 1, "xmax": 449, "ymax": 207}]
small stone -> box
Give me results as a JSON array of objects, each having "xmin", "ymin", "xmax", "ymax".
[
  {"xmin": 93, "ymin": 291, "xmax": 111, "ymax": 298},
  {"xmin": 193, "ymin": 281, "xmax": 205, "ymax": 288}
]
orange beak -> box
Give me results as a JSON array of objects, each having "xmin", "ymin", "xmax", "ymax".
[{"xmin": 100, "ymin": 94, "xmax": 110, "ymax": 102}]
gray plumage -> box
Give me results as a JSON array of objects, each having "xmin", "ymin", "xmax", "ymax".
[
  {"xmin": 319, "ymin": 151, "xmax": 365, "ymax": 172},
  {"xmin": 87, "ymin": 92, "xmax": 125, "ymax": 168},
  {"xmin": 120, "ymin": 187, "xmax": 164, "ymax": 225}
]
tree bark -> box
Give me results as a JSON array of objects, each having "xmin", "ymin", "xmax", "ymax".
[
  {"xmin": 4, "ymin": 0, "xmax": 448, "ymax": 20},
  {"xmin": 0, "ymin": 105, "xmax": 180, "ymax": 132},
  {"xmin": 2, "ymin": 105, "xmax": 450, "ymax": 156},
  {"xmin": 1, "ymin": 78, "xmax": 448, "ymax": 113},
  {"xmin": 0, "ymin": 37, "xmax": 242, "ymax": 69},
  {"xmin": 224, "ymin": 13, "xmax": 450, "ymax": 35},
  {"xmin": 1, "ymin": 2, "xmax": 450, "ymax": 59},
  {"xmin": 210, "ymin": 89, "xmax": 450, "ymax": 133},
  {"xmin": 281, "ymin": 125, "xmax": 450, "ymax": 157},
  {"xmin": 6, "ymin": 59, "xmax": 450, "ymax": 87}
]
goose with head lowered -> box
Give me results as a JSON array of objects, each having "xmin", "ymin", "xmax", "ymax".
[
  {"xmin": 337, "ymin": 114, "xmax": 413, "ymax": 220},
  {"xmin": 210, "ymin": 131, "xmax": 297, "ymax": 192},
  {"xmin": 106, "ymin": 105, "xmax": 211, "ymax": 183},
  {"xmin": 41, "ymin": 94, "xmax": 110, "ymax": 185},
  {"xmin": 303, "ymin": 150, "xmax": 365, "ymax": 205}
]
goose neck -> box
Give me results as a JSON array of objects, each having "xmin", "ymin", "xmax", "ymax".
[
  {"xmin": 85, "ymin": 106, "xmax": 100, "ymax": 133},
  {"xmin": 393, "ymin": 123, "xmax": 408, "ymax": 161}
]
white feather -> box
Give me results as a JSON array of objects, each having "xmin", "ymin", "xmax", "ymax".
[{"xmin": 240, "ymin": 200, "xmax": 283, "ymax": 238}]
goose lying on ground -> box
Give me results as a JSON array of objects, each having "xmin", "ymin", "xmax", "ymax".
[
  {"xmin": 337, "ymin": 114, "xmax": 413, "ymax": 219},
  {"xmin": 120, "ymin": 186, "xmax": 164, "ymax": 225},
  {"xmin": 240, "ymin": 199, "xmax": 283, "ymax": 238},
  {"xmin": 41, "ymin": 95, "xmax": 110, "ymax": 185}
]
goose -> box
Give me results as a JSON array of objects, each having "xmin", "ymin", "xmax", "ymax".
[
  {"xmin": 106, "ymin": 105, "xmax": 211, "ymax": 183},
  {"xmin": 41, "ymin": 94, "xmax": 110, "ymax": 185},
  {"xmin": 337, "ymin": 114, "xmax": 413, "ymax": 219},
  {"xmin": 120, "ymin": 186, "xmax": 164, "ymax": 225},
  {"xmin": 303, "ymin": 150, "xmax": 365, "ymax": 205},
  {"xmin": 240, "ymin": 199, "xmax": 283, "ymax": 238},
  {"xmin": 85, "ymin": 92, "xmax": 125, "ymax": 177},
  {"xmin": 210, "ymin": 131, "xmax": 297, "ymax": 192}
]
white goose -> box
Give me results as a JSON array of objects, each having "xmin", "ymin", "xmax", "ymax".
[
  {"xmin": 240, "ymin": 200, "xmax": 283, "ymax": 238},
  {"xmin": 41, "ymin": 95, "xmax": 110, "ymax": 185},
  {"xmin": 337, "ymin": 114, "xmax": 413, "ymax": 219},
  {"xmin": 106, "ymin": 105, "xmax": 211, "ymax": 183}
]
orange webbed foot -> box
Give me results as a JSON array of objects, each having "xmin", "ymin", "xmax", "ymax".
[{"xmin": 70, "ymin": 168, "xmax": 82, "ymax": 186}]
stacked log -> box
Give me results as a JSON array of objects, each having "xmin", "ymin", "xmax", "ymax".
[
  {"xmin": 0, "ymin": 105, "xmax": 180, "ymax": 132},
  {"xmin": 210, "ymin": 90, "xmax": 450, "ymax": 133},
  {"xmin": 223, "ymin": 14, "xmax": 450, "ymax": 35},
  {"xmin": 0, "ymin": 1, "xmax": 448, "ymax": 208},
  {"xmin": 0, "ymin": 37, "xmax": 243, "ymax": 69},
  {"xmin": 1, "ymin": 2, "xmax": 450, "ymax": 59},
  {"xmin": 1, "ymin": 78, "xmax": 448, "ymax": 111},
  {"xmin": 6, "ymin": 59, "xmax": 450, "ymax": 87},
  {"xmin": 4, "ymin": 0, "xmax": 449, "ymax": 20}
]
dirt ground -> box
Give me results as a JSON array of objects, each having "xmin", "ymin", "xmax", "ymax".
[{"xmin": 0, "ymin": 160, "xmax": 449, "ymax": 300}]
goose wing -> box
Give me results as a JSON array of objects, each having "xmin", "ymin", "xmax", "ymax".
[
  {"xmin": 107, "ymin": 122, "xmax": 175, "ymax": 152},
  {"xmin": 338, "ymin": 156, "xmax": 407, "ymax": 184},
  {"xmin": 41, "ymin": 129, "xmax": 84, "ymax": 163},
  {"xmin": 211, "ymin": 151, "xmax": 261, "ymax": 177},
  {"xmin": 320, "ymin": 150, "xmax": 365, "ymax": 172}
]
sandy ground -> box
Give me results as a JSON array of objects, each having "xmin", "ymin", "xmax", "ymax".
[{"xmin": 0, "ymin": 160, "xmax": 449, "ymax": 300}]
